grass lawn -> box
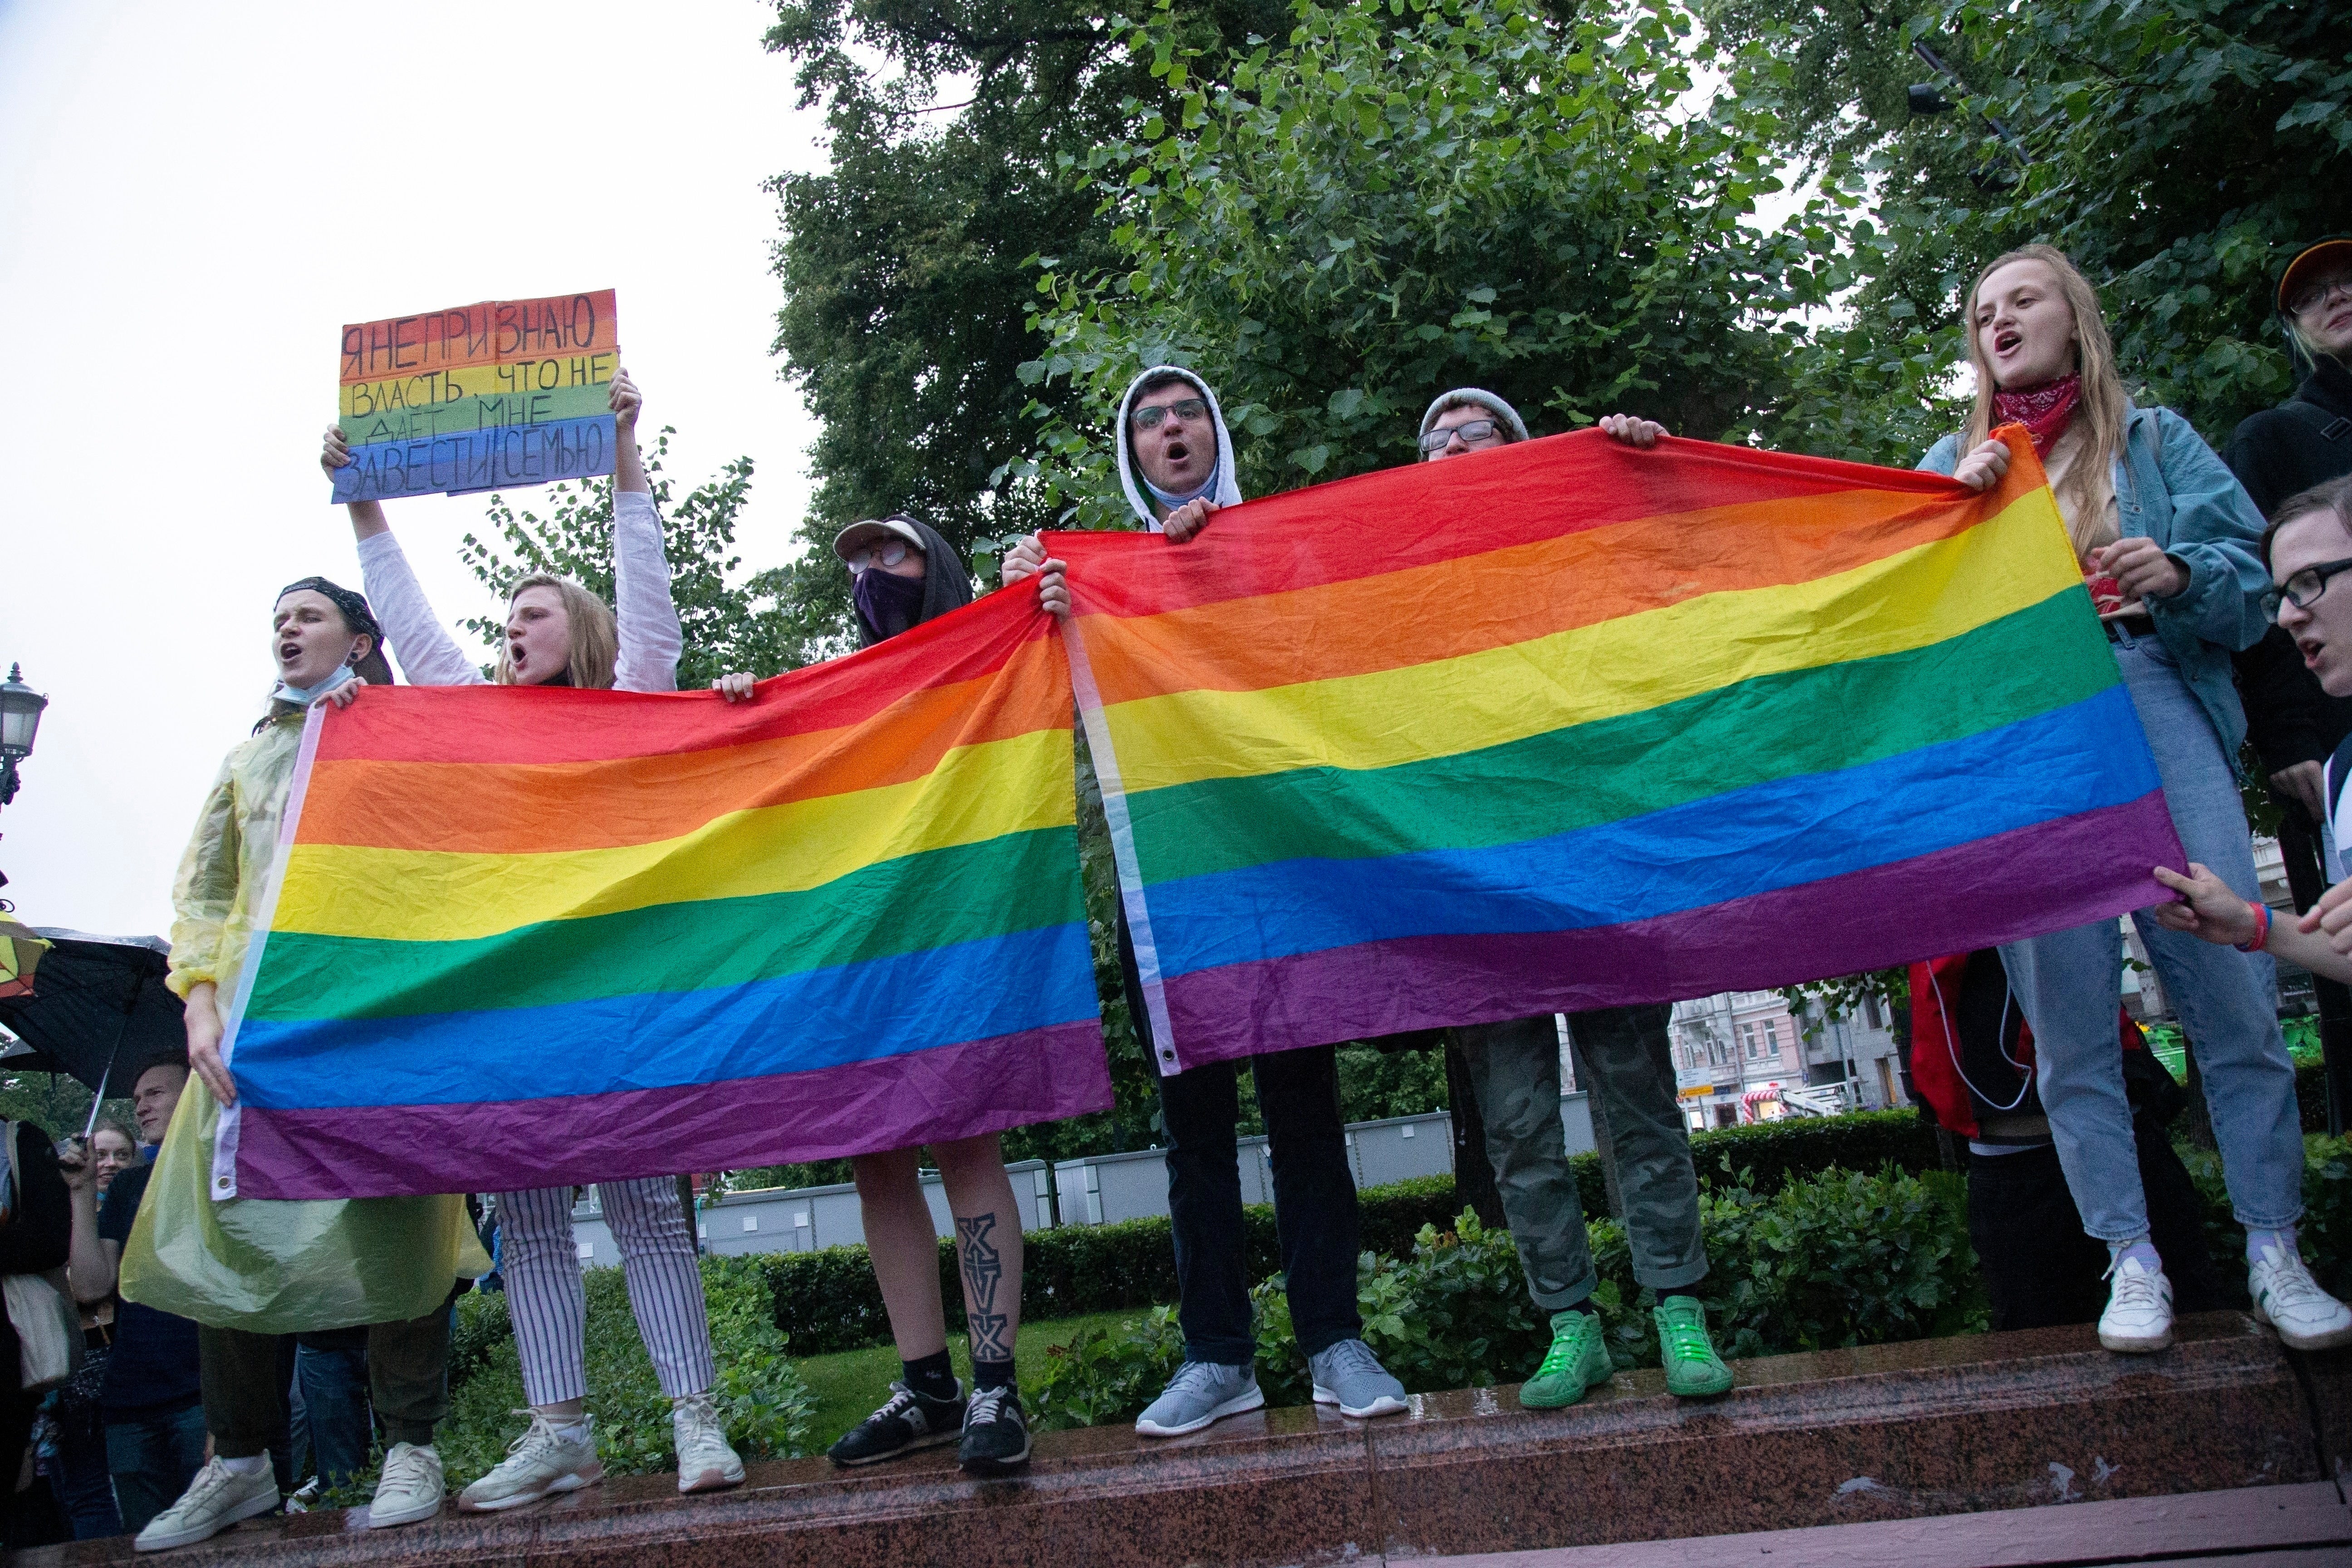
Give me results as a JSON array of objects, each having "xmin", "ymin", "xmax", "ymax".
[{"xmin": 794, "ymin": 1309, "xmax": 1149, "ymax": 1449}]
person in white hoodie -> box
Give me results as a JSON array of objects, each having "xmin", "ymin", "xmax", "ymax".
[
  {"xmin": 1004, "ymin": 366, "xmax": 1411, "ymax": 1436},
  {"xmin": 319, "ymin": 372, "xmax": 746, "ymax": 1508}
]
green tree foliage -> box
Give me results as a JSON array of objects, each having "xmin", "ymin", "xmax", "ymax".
[
  {"xmin": 1707, "ymin": 0, "xmax": 2352, "ymax": 453},
  {"xmin": 765, "ymin": 0, "xmax": 1294, "ymax": 625},
  {"xmin": 0, "ymin": 1069, "xmax": 131, "ymax": 1146},
  {"xmin": 461, "ymin": 431, "xmax": 839, "ymax": 684},
  {"xmin": 1003, "ymin": 0, "xmax": 1863, "ymax": 520}
]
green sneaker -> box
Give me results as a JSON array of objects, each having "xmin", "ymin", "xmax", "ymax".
[
  {"xmin": 1519, "ymin": 1308, "xmax": 1612, "ymax": 1409},
  {"xmin": 1655, "ymin": 1295, "xmax": 1734, "ymax": 1397}
]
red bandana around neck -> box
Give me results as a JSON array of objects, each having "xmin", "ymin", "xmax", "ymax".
[{"xmin": 1991, "ymin": 372, "xmax": 2083, "ymax": 458}]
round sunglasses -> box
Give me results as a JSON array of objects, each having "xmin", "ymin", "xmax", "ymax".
[{"xmin": 846, "ymin": 538, "xmax": 917, "ymax": 573}]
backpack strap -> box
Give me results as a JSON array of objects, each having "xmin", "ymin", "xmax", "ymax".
[{"xmin": 2285, "ymin": 397, "xmax": 2352, "ymax": 444}]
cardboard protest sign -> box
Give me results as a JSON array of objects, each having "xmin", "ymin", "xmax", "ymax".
[{"xmin": 331, "ymin": 291, "xmax": 618, "ymax": 503}]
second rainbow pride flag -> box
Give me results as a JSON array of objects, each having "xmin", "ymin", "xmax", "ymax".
[
  {"xmin": 211, "ymin": 589, "xmax": 1107, "ymax": 1200},
  {"xmin": 1054, "ymin": 427, "xmax": 2183, "ymax": 1075}
]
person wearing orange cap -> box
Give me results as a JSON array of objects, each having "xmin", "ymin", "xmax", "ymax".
[
  {"xmin": 2223, "ymin": 236, "xmax": 2352, "ymax": 1139},
  {"xmin": 2228, "ymin": 237, "xmax": 2352, "ymax": 519}
]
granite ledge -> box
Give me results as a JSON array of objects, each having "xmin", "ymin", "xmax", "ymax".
[{"xmin": 14, "ymin": 1313, "xmax": 2328, "ymax": 1568}]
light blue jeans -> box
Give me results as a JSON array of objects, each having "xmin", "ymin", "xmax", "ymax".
[{"xmin": 1999, "ymin": 630, "xmax": 2306, "ymax": 1241}]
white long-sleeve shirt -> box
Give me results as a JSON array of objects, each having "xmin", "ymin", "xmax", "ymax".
[{"xmin": 356, "ymin": 489, "xmax": 682, "ymax": 694}]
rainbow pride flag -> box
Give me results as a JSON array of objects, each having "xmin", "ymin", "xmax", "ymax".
[
  {"xmin": 212, "ymin": 589, "xmax": 1107, "ymax": 1200},
  {"xmin": 1054, "ymin": 427, "xmax": 2184, "ymax": 1074}
]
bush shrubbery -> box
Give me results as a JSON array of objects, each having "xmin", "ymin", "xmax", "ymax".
[
  {"xmin": 2182, "ymin": 1134, "xmax": 2352, "ymax": 1303},
  {"xmin": 764, "ymin": 1114, "xmax": 1947, "ymax": 1355},
  {"xmin": 1026, "ymin": 1161, "xmax": 1982, "ymax": 1430},
  {"xmin": 442, "ymin": 1254, "xmax": 814, "ymax": 1481}
]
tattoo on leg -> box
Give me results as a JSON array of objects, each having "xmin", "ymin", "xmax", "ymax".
[{"xmin": 957, "ymin": 1212, "xmax": 1011, "ymax": 1362}]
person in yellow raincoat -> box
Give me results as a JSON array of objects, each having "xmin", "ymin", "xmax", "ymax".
[{"xmin": 121, "ymin": 576, "xmax": 486, "ymax": 1551}]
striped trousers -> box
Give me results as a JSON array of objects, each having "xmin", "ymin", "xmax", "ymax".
[{"xmin": 496, "ymin": 1179, "xmax": 716, "ymax": 1406}]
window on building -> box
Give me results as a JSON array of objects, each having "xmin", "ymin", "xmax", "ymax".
[
  {"xmin": 1863, "ymin": 994, "xmax": 1884, "ymax": 1030},
  {"xmin": 1740, "ymin": 1023, "xmax": 1760, "ymax": 1058},
  {"xmin": 1764, "ymin": 1020, "xmax": 1783, "ymax": 1058}
]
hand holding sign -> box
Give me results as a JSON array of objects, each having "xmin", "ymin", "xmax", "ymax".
[
  {"xmin": 332, "ymin": 291, "xmax": 620, "ymax": 503},
  {"xmin": 610, "ymin": 368, "xmax": 642, "ymax": 436}
]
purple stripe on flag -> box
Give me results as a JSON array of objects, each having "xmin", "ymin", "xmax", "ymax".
[
  {"xmin": 1158, "ymin": 793, "xmax": 2181, "ymax": 1069},
  {"xmin": 230, "ymin": 1019, "xmax": 1110, "ymax": 1200}
]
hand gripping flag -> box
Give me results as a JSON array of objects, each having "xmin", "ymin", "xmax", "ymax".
[
  {"xmin": 212, "ymin": 588, "xmax": 1107, "ymax": 1200},
  {"xmin": 1054, "ymin": 427, "xmax": 2185, "ymax": 1076}
]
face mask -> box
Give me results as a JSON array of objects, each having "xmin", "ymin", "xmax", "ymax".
[
  {"xmin": 855, "ymin": 568, "xmax": 928, "ymax": 641},
  {"xmin": 1140, "ymin": 464, "xmax": 1221, "ymax": 512},
  {"xmin": 271, "ymin": 657, "xmax": 360, "ymax": 708}
]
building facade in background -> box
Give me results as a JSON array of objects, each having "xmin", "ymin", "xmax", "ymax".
[{"xmin": 1668, "ymin": 989, "xmax": 1907, "ymax": 1132}]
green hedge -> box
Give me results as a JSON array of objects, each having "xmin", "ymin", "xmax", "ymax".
[
  {"xmin": 762, "ymin": 1114, "xmax": 1943, "ymax": 1355},
  {"xmin": 1682, "ymin": 1108, "xmax": 1942, "ymax": 1192},
  {"xmin": 764, "ymin": 1176, "xmax": 1468, "ymax": 1356}
]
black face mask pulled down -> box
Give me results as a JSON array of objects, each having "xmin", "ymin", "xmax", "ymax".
[{"xmin": 853, "ymin": 568, "xmax": 929, "ymax": 642}]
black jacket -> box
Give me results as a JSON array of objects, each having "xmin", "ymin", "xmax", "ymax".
[
  {"xmin": 0, "ymin": 1120, "xmax": 71, "ymax": 1403},
  {"xmin": 2225, "ymin": 354, "xmax": 2352, "ymax": 518},
  {"xmin": 2226, "ymin": 356, "xmax": 2352, "ymax": 776}
]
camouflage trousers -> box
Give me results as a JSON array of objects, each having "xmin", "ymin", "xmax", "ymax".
[{"xmin": 1457, "ymin": 1004, "xmax": 1709, "ymax": 1311}]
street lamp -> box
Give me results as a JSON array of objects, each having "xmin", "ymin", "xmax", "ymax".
[{"xmin": 0, "ymin": 665, "xmax": 48, "ymax": 809}]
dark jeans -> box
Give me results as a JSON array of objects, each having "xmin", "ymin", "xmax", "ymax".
[
  {"xmin": 51, "ymin": 1386, "xmax": 122, "ymax": 1540},
  {"xmin": 1152, "ymin": 1047, "xmax": 1362, "ymax": 1363},
  {"xmin": 1122, "ymin": 906, "xmax": 1363, "ymax": 1364},
  {"xmin": 104, "ymin": 1402, "xmax": 207, "ymax": 1538},
  {"xmin": 201, "ymin": 1307, "xmax": 450, "ymax": 1462},
  {"xmin": 294, "ymin": 1328, "xmax": 372, "ymax": 1487},
  {"xmin": 1967, "ymin": 1123, "xmax": 2228, "ymax": 1332}
]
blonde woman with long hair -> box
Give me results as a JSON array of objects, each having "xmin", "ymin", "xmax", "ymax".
[
  {"xmin": 1926, "ymin": 245, "xmax": 2349, "ymax": 1356},
  {"xmin": 321, "ymin": 371, "xmax": 746, "ymax": 1508}
]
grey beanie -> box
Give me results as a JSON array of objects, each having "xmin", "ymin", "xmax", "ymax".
[{"xmin": 1417, "ymin": 388, "xmax": 1530, "ymax": 457}]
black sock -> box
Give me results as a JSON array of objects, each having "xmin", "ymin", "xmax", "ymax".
[
  {"xmin": 972, "ymin": 1357, "xmax": 1016, "ymax": 1393},
  {"xmin": 903, "ymin": 1348, "xmax": 957, "ymax": 1401}
]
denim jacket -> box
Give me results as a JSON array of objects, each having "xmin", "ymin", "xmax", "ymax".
[{"xmin": 1921, "ymin": 404, "xmax": 2270, "ymax": 760}]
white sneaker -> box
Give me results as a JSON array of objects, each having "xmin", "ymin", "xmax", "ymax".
[
  {"xmin": 368, "ymin": 1442, "xmax": 446, "ymax": 1529},
  {"xmin": 134, "ymin": 1456, "xmax": 279, "ymax": 1551},
  {"xmin": 2097, "ymin": 1254, "xmax": 2175, "ymax": 1352},
  {"xmin": 2250, "ymin": 1242, "xmax": 2352, "ymax": 1351},
  {"xmin": 457, "ymin": 1411, "xmax": 603, "ymax": 1513},
  {"xmin": 672, "ymin": 1391, "xmax": 745, "ymax": 1494}
]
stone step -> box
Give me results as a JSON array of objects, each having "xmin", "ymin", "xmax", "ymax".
[
  {"xmin": 23, "ymin": 1311, "xmax": 2347, "ymax": 1567},
  {"xmin": 1418, "ymin": 1481, "xmax": 2352, "ymax": 1566}
]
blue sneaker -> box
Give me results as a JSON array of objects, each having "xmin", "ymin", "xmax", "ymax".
[
  {"xmin": 1308, "ymin": 1338, "xmax": 1408, "ymax": 1419},
  {"xmin": 1135, "ymin": 1361, "xmax": 1264, "ymax": 1437}
]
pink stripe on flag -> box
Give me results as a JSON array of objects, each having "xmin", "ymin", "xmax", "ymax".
[
  {"xmin": 228, "ymin": 1020, "xmax": 1112, "ymax": 1199},
  {"xmin": 1158, "ymin": 794, "xmax": 2181, "ymax": 1067}
]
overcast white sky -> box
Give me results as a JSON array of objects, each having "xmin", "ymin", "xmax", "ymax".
[{"xmin": 0, "ymin": 0, "xmax": 831, "ymax": 941}]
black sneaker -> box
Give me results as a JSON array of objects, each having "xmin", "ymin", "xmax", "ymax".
[
  {"xmin": 958, "ymin": 1385, "xmax": 1032, "ymax": 1477},
  {"xmin": 828, "ymin": 1379, "xmax": 965, "ymax": 1467}
]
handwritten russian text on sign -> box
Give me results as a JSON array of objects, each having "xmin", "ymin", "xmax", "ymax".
[{"xmin": 331, "ymin": 291, "xmax": 618, "ymax": 503}]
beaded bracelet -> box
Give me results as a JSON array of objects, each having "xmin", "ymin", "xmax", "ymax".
[{"xmin": 2236, "ymin": 899, "xmax": 2272, "ymax": 954}]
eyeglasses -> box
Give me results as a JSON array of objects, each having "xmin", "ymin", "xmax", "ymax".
[
  {"xmin": 1419, "ymin": 419, "xmax": 1502, "ymax": 452},
  {"xmin": 2288, "ymin": 273, "xmax": 2352, "ymax": 318},
  {"xmin": 2264, "ymin": 555, "xmax": 2352, "ymax": 619},
  {"xmin": 1131, "ymin": 397, "xmax": 1207, "ymax": 432},
  {"xmin": 846, "ymin": 539, "xmax": 916, "ymax": 573}
]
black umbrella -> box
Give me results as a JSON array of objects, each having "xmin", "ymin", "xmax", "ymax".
[{"xmin": 0, "ymin": 930, "xmax": 184, "ymax": 1132}]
